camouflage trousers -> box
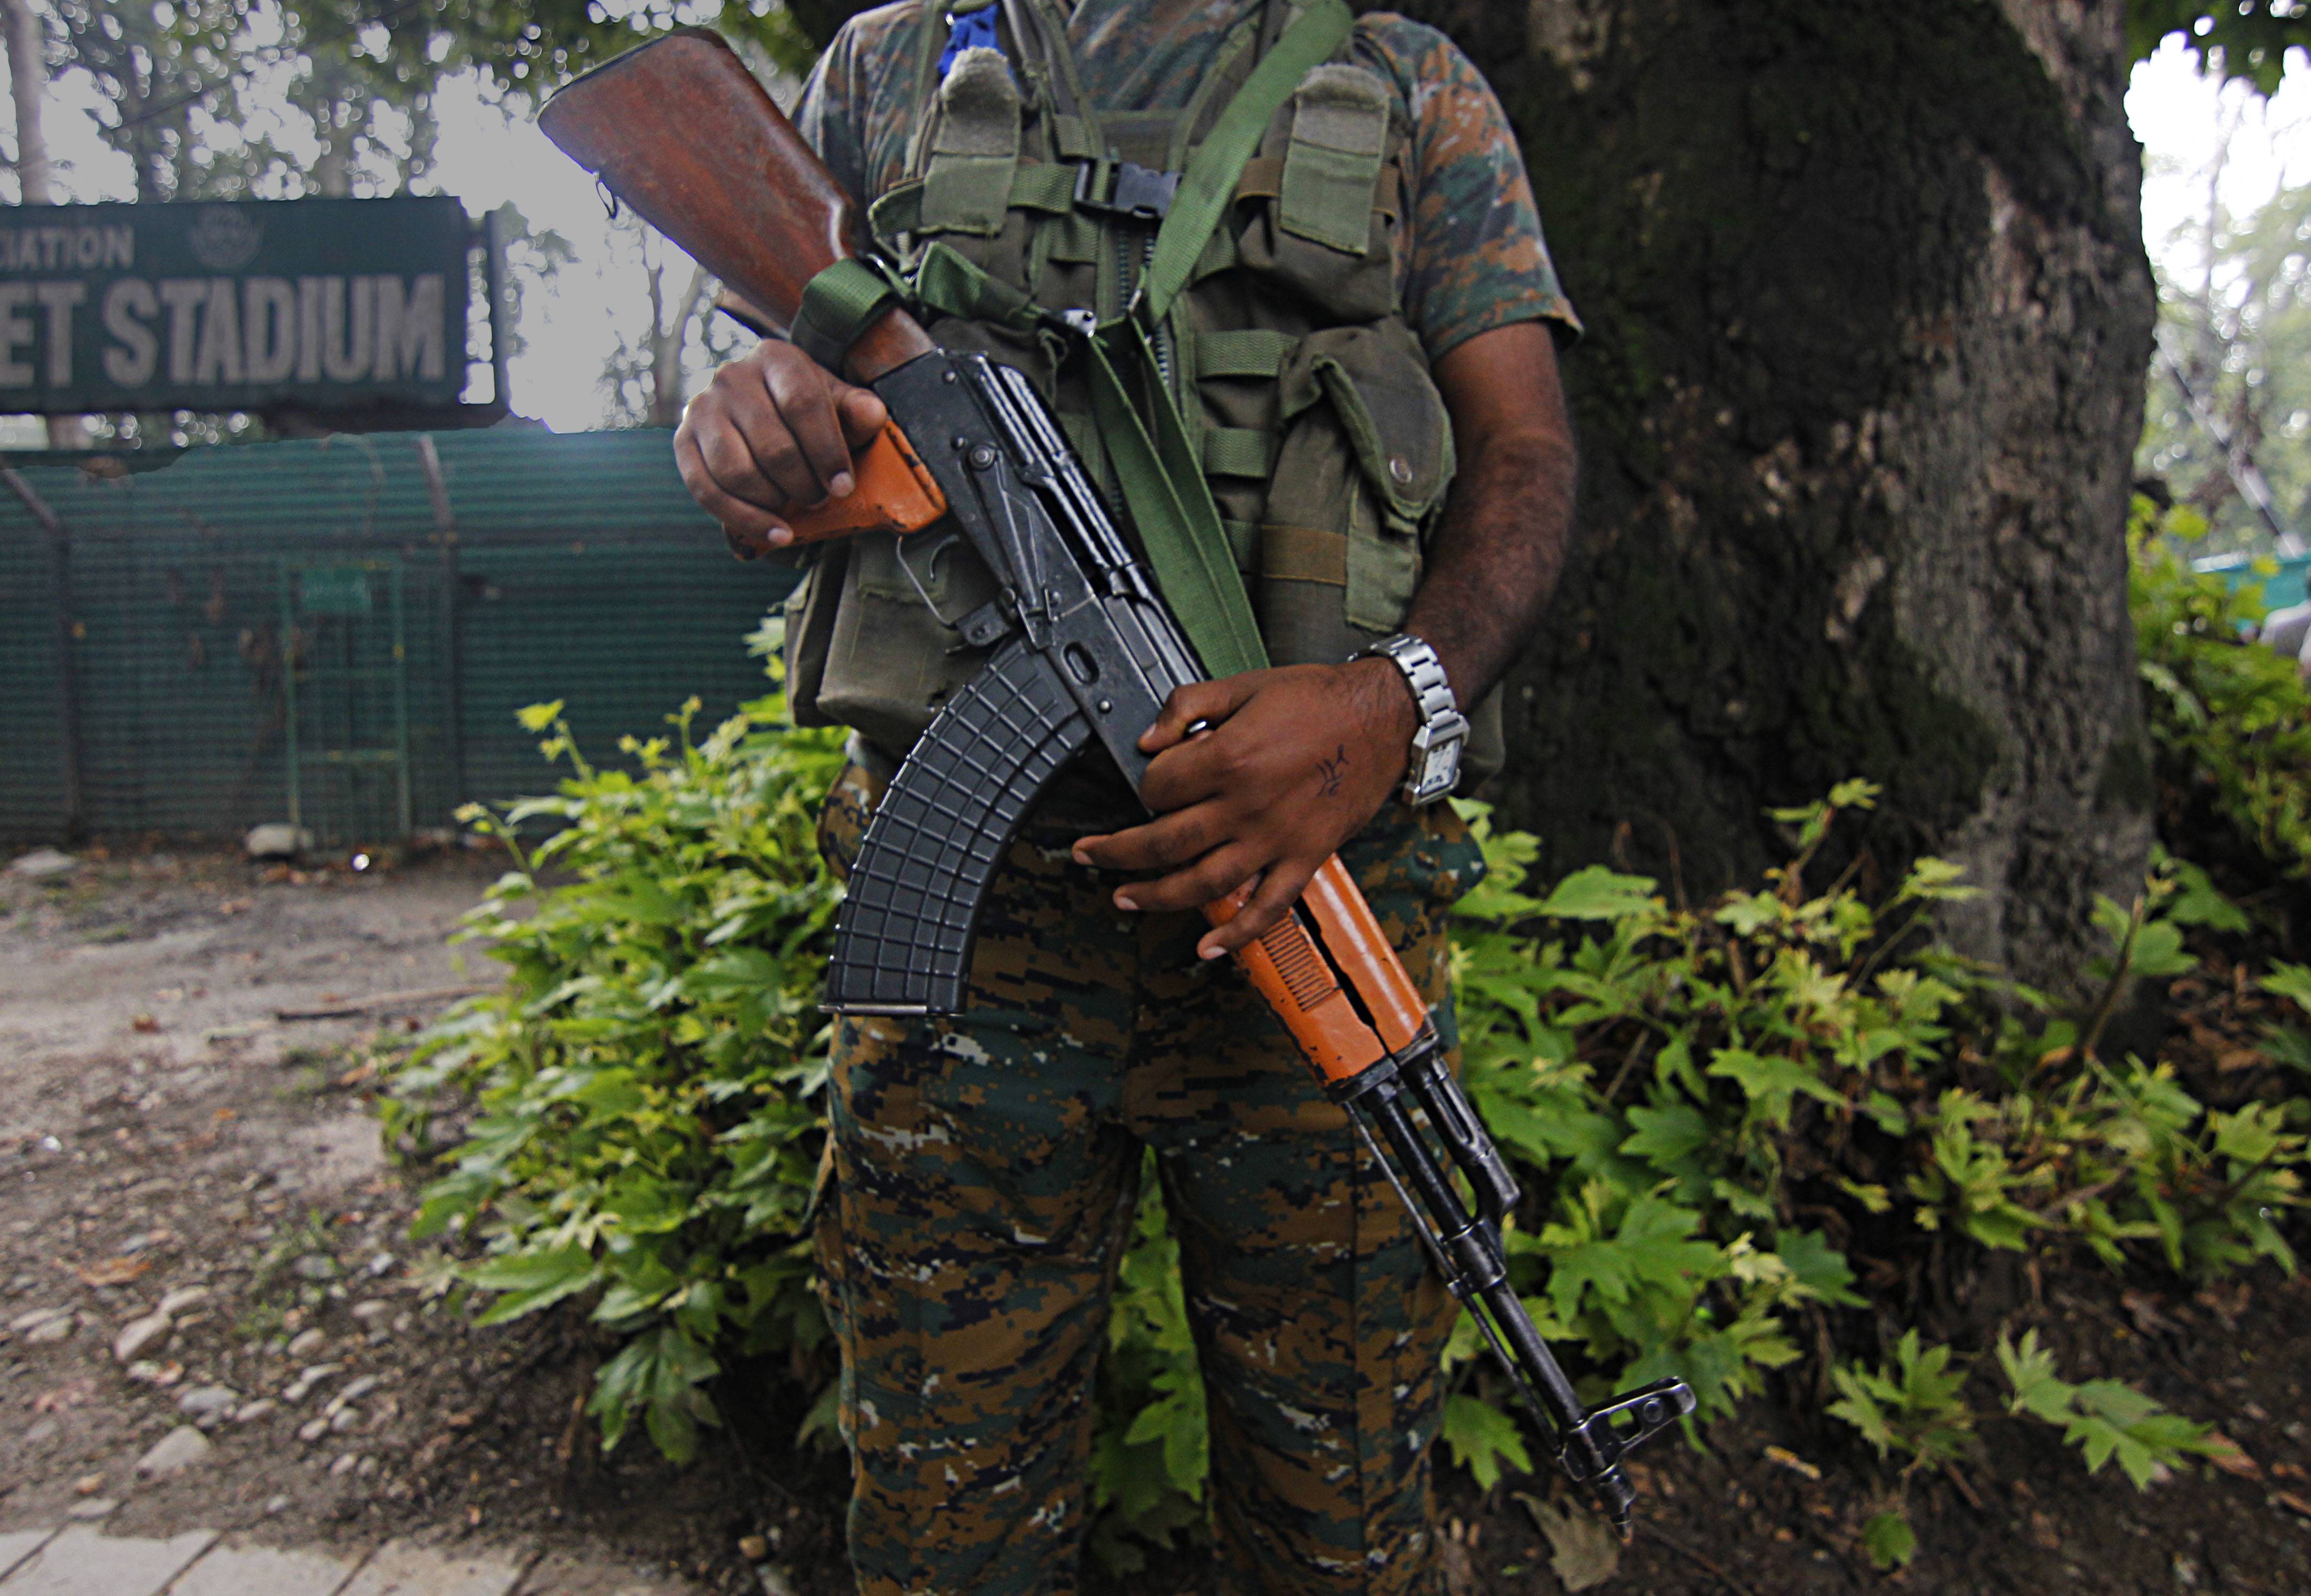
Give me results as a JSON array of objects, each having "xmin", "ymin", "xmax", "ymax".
[{"xmin": 814, "ymin": 760, "xmax": 1486, "ymax": 1596}]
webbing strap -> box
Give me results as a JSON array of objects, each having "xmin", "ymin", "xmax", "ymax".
[
  {"xmin": 1087, "ymin": 322, "xmax": 1269, "ymax": 677},
  {"xmin": 1138, "ymin": 0, "xmax": 1353, "ymax": 326},
  {"xmin": 791, "ymin": 258, "xmax": 904, "ymax": 372},
  {"xmin": 1202, "ymin": 426, "xmax": 1275, "ymax": 478},
  {"xmin": 871, "ymin": 165, "xmax": 1080, "ymax": 240},
  {"xmin": 1196, "ymin": 328, "xmax": 1295, "ymax": 379}
]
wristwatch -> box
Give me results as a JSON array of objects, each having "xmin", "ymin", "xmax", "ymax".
[{"xmin": 1359, "ymin": 633, "xmax": 1469, "ymax": 805}]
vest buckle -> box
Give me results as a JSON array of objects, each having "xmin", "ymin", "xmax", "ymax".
[{"xmin": 1073, "ymin": 159, "xmax": 1181, "ymax": 222}]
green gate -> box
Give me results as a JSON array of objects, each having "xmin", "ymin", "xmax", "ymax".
[{"xmin": 280, "ymin": 557, "xmax": 412, "ymax": 843}]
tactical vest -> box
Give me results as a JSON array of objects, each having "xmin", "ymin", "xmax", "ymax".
[{"xmin": 782, "ymin": 0, "xmax": 1505, "ymax": 785}]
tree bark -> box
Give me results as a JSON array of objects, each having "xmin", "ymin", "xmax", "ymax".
[
  {"xmin": 1397, "ymin": 0, "xmax": 2157, "ymax": 993},
  {"xmin": 2, "ymin": 0, "xmax": 91, "ymax": 451}
]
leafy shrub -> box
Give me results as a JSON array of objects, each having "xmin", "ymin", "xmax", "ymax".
[
  {"xmin": 386, "ymin": 690, "xmax": 846, "ymax": 1461},
  {"xmin": 2132, "ymin": 494, "xmax": 2311, "ymax": 878},
  {"xmin": 387, "ymin": 711, "xmax": 2311, "ymax": 1571}
]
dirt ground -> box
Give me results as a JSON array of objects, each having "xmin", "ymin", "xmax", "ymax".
[{"xmin": 4, "ymin": 846, "xmax": 2310, "ymax": 1596}]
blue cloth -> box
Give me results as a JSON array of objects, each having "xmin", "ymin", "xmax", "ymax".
[{"xmin": 938, "ymin": 5, "xmax": 1002, "ymax": 77}]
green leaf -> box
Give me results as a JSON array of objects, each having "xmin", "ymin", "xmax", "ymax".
[
  {"xmin": 1537, "ymin": 866, "xmax": 1659, "ymax": 921},
  {"xmin": 1771, "ymin": 1228, "xmax": 1864, "ymax": 1308},
  {"xmin": 1706, "ymin": 1048, "xmax": 1843, "ymax": 1127},
  {"xmin": 1620, "ymin": 1104, "xmax": 1711, "ymax": 1170},
  {"xmin": 468, "ymin": 1247, "xmax": 602, "ymax": 1326},
  {"xmin": 1861, "ymin": 1511, "xmax": 1917, "ymax": 1571},
  {"xmin": 1441, "ymin": 1393, "xmax": 1531, "ymax": 1490},
  {"xmin": 515, "ymin": 699, "xmax": 565, "ymax": 732}
]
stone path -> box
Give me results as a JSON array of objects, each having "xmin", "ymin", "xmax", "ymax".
[{"xmin": 0, "ymin": 1524, "xmax": 693, "ymax": 1596}]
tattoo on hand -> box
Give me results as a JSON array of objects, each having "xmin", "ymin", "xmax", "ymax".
[{"xmin": 1318, "ymin": 744, "xmax": 1349, "ymax": 797}]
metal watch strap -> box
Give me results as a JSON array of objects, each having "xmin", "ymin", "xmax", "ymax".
[{"xmin": 1360, "ymin": 633, "xmax": 1469, "ymax": 804}]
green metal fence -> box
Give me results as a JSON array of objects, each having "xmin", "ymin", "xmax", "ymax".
[{"xmin": 0, "ymin": 428, "xmax": 801, "ymax": 843}]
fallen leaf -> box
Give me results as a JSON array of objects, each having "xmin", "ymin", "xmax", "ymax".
[
  {"xmin": 2276, "ymin": 1491, "xmax": 2311, "ymax": 1521},
  {"xmin": 2028, "ymin": 1509, "xmax": 2061, "ymax": 1551},
  {"xmin": 216, "ymin": 897, "xmax": 253, "ymax": 915},
  {"xmin": 1765, "ymin": 1445, "xmax": 1823, "ymax": 1481},
  {"xmin": 1517, "ymin": 1493, "xmax": 1620, "ymax": 1592},
  {"xmin": 2274, "ymin": 1461, "xmax": 2306, "ymax": 1482},
  {"xmin": 2121, "ymin": 1289, "xmax": 2171, "ymax": 1335},
  {"xmin": 2205, "ymin": 1433, "xmax": 2261, "ymax": 1480},
  {"xmin": 130, "ymin": 1014, "xmax": 159, "ymax": 1034},
  {"xmin": 32, "ymin": 1379, "xmax": 94, "ymax": 1413},
  {"xmin": 73, "ymin": 1256, "xmax": 152, "ymax": 1287},
  {"xmin": 2218, "ymin": 1047, "xmax": 2267, "ymax": 1071}
]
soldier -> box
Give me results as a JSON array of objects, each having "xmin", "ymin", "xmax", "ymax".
[{"xmin": 674, "ymin": 1, "xmax": 1579, "ymax": 1590}]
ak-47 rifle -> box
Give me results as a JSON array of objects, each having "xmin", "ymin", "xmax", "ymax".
[{"xmin": 537, "ymin": 27, "xmax": 1693, "ymax": 1534}]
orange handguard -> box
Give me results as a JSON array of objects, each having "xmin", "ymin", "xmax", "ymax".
[
  {"xmin": 1207, "ymin": 854, "xmax": 1431, "ymax": 1088},
  {"xmin": 777, "ymin": 420, "xmax": 948, "ymax": 546}
]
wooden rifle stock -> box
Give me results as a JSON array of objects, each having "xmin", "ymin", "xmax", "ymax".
[{"xmin": 535, "ymin": 29, "xmax": 933, "ymax": 384}]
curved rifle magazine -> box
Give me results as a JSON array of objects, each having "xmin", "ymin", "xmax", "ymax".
[{"xmin": 824, "ymin": 636, "xmax": 1092, "ymax": 1015}]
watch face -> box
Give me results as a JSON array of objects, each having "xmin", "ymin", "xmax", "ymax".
[{"xmin": 1417, "ymin": 740, "xmax": 1460, "ymax": 796}]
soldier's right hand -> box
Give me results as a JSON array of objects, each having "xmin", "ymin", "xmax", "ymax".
[{"xmin": 674, "ymin": 339, "xmax": 889, "ymax": 555}]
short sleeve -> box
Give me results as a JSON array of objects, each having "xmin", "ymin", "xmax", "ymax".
[
  {"xmin": 794, "ymin": 28, "xmax": 873, "ymax": 209},
  {"xmin": 1356, "ymin": 17, "xmax": 1580, "ymax": 362},
  {"xmin": 793, "ymin": 3, "xmax": 929, "ymax": 212}
]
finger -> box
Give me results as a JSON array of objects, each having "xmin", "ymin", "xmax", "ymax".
[
  {"xmin": 765, "ymin": 357, "xmax": 859, "ymax": 504},
  {"xmin": 676, "ymin": 429, "xmax": 794, "ymax": 549},
  {"xmin": 1072, "ymin": 805, "xmax": 1224, "ymax": 874},
  {"xmin": 836, "ymin": 383, "xmax": 890, "ymax": 452},
  {"xmin": 1137, "ymin": 730, "xmax": 1237, "ymax": 815},
  {"xmin": 1113, "ymin": 841, "xmax": 1264, "ymax": 917},
  {"xmin": 687, "ymin": 385, "xmax": 801, "ymax": 514},
  {"xmin": 1141, "ymin": 676, "xmax": 1260, "ymax": 755},
  {"xmin": 1198, "ymin": 857, "xmax": 1319, "ymax": 959}
]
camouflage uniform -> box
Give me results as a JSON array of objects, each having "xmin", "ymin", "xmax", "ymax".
[{"xmin": 795, "ymin": 4, "xmax": 1575, "ymax": 1590}]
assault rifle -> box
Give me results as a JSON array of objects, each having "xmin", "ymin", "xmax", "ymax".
[{"xmin": 538, "ymin": 28, "xmax": 1693, "ymax": 1534}]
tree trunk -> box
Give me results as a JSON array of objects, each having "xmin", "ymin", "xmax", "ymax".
[
  {"xmin": 1399, "ymin": 0, "xmax": 2157, "ymax": 993},
  {"xmin": 2, "ymin": 0, "xmax": 91, "ymax": 451}
]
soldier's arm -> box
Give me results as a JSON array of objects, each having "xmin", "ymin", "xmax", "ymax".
[{"xmin": 1072, "ymin": 319, "xmax": 1575, "ymax": 957}]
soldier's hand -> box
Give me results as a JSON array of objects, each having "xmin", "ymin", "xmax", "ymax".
[
  {"xmin": 1070, "ymin": 659, "xmax": 1417, "ymax": 959},
  {"xmin": 674, "ymin": 339, "xmax": 888, "ymax": 555}
]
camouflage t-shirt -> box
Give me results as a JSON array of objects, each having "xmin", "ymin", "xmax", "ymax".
[{"xmin": 794, "ymin": 0, "xmax": 1579, "ymax": 359}]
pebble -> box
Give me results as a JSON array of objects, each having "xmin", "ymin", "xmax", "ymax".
[
  {"xmin": 176, "ymin": 1384, "xmax": 240, "ymax": 1418},
  {"xmin": 235, "ymin": 1399, "xmax": 277, "ymax": 1424},
  {"xmin": 10, "ymin": 1306, "xmax": 64, "ymax": 1333},
  {"xmin": 282, "ymin": 1363, "xmax": 342, "ymax": 1405},
  {"xmin": 114, "ymin": 1312, "xmax": 172, "ymax": 1364},
  {"xmin": 263, "ymin": 1494, "xmax": 291, "ymax": 1516},
  {"xmin": 22, "ymin": 1419, "xmax": 59, "ymax": 1445},
  {"xmin": 66, "ymin": 1499, "xmax": 118, "ymax": 1521},
  {"xmin": 73, "ymin": 1474, "xmax": 103, "ymax": 1496},
  {"xmin": 349, "ymin": 1300, "xmax": 392, "ymax": 1324},
  {"xmin": 9, "ymin": 847, "xmax": 80, "ymax": 879},
  {"xmin": 329, "ymin": 1453, "xmax": 360, "ymax": 1478},
  {"xmin": 135, "ymin": 1425, "xmax": 213, "ymax": 1478},
  {"xmin": 286, "ymin": 1328, "xmax": 327, "ymax": 1358},
  {"xmin": 738, "ymin": 1535, "xmax": 769, "ymax": 1561},
  {"xmin": 298, "ymin": 1418, "xmax": 329, "ymax": 1443},
  {"xmin": 326, "ymin": 1375, "xmax": 380, "ymax": 1413},
  {"xmin": 292, "ymin": 1254, "xmax": 338, "ymax": 1281},
  {"xmin": 367, "ymin": 1253, "xmax": 396, "ymax": 1277},
  {"xmin": 27, "ymin": 1313, "xmax": 76, "ymax": 1345},
  {"xmin": 329, "ymin": 1406, "xmax": 361, "ymax": 1434},
  {"xmin": 155, "ymin": 1285, "xmax": 212, "ymax": 1318}
]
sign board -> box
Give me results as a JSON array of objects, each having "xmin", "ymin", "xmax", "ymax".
[{"xmin": 0, "ymin": 195, "xmax": 475, "ymax": 417}]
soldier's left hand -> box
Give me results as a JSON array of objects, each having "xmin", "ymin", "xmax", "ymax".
[{"xmin": 1070, "ymin": 659, "xmax": 1416, "ymax": 958}]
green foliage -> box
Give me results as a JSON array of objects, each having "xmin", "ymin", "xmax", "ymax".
[
  {"xmin": 1998, "ymin": 1329, "xmax": 2220, "ymax": 1488},
  {"xmin": 386, "ymin": 690, "xmax": 847, "ymax": 1464},
  {"xmin": 1828, "ymin": 1331, "xmax": 1976, "ymax": 1472},
  {"xmin": 390, "ymin": 687, "xmax": 2310, "ymax": 1569},
  {"xmin": 2127, "ymin": 1, "xmax": 2311, "ymax": 92},
  {"xmin": 2133, "ymin": 496, "xmax": 2311, "ymax": 878}
]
